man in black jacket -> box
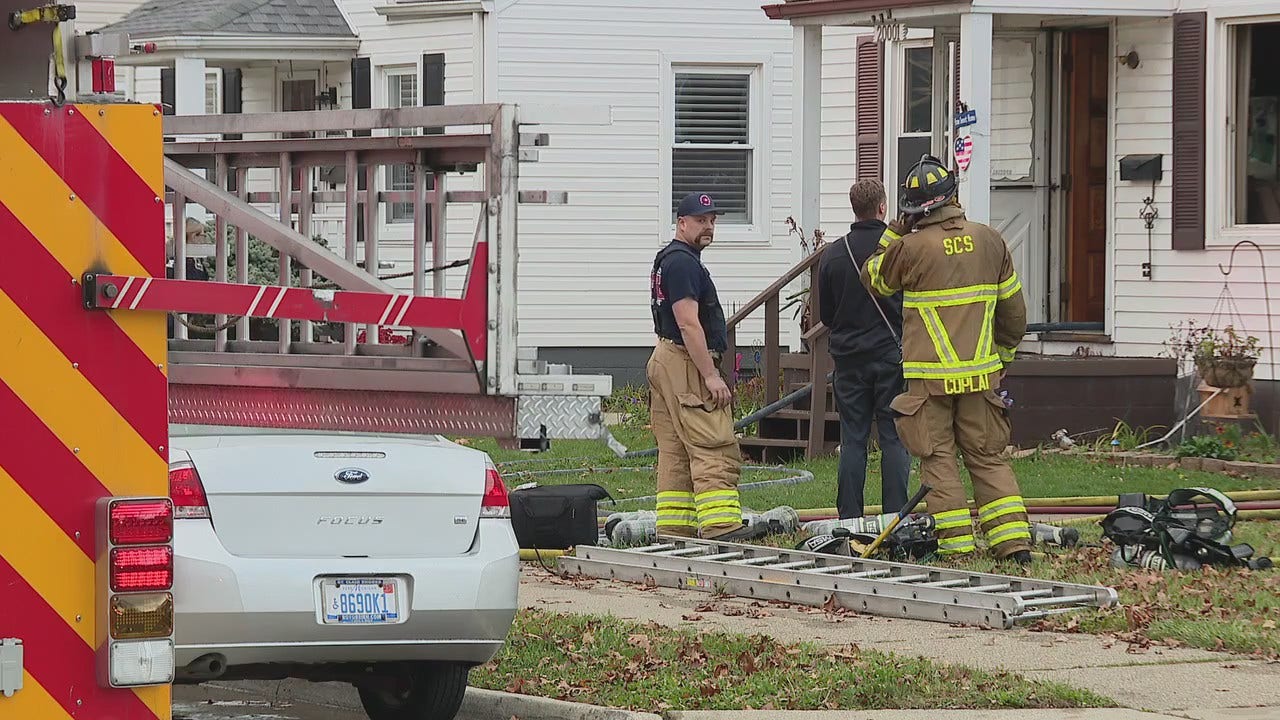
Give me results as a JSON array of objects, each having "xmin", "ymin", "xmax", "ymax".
[{"xmin": 818, "ymin": 179, "xmax": 911, "ymax": 519}]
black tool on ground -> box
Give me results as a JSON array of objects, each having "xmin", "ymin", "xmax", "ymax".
[
  {"xmin": 1101, "ymin": 487, "xmax": 1273, "ymax": 571},
  {"xmin": 832, "ymin": 520, "xmax": 938, "ymax": 562},
  {"xmin": 860, "ymin": 483, "xmax": 932, "ymax": 558}
]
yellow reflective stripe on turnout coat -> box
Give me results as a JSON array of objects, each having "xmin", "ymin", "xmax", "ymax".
[{"xmin": 860, "ymin": 204, "xmax": 1028, "ymax": 395}]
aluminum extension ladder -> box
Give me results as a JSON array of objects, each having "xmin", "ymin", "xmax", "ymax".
[{"xmin": 557, "ymin": 535, "xmax": 1119, "ymax": 629}]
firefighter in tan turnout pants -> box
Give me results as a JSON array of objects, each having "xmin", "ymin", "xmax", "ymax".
[
  {"xmin": 861, "ymin": 155, "xmax": 1034, "ymax": 564},
  {"xmin": 647, "ymin": 192, "xmax": 768, "ymax": 543}
]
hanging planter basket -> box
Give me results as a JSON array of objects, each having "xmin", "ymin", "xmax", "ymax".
[{"xmin": 1195, "ymin": 355, "xmax": 1257, "ymax": 389}]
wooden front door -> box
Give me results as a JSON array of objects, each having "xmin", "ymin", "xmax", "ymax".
[{"xmin": 1064, "ymin": 29, "xmax": 1109, "ymax": 323}]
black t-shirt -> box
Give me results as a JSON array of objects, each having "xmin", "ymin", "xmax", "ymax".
[{"xmin": 649, "ymin": 240, "xmax": 728, "ymax": 353}]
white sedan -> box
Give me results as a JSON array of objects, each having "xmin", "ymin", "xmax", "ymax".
[{"xmin": 167, "ymin": 425, "xmax": 520, "ymax": 720}]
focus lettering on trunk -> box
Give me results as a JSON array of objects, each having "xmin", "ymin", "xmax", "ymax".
[
  {"xmin": 317, "ymin": 516, "xmax": 384, "ymax": 525},
  {"xmin": 335, "ymin": 467, "xmax": 370, "ymax": 484}
]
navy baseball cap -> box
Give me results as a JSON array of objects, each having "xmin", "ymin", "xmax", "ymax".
[{"xmin": 676, "ymin": 192, "xmax": 724, "ymax": 217}]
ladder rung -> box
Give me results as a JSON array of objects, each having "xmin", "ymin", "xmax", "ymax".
[
  {"xmin": 839, "ymin": 569, "xmax": 892, "ymax": 578},
  {"xmin": 882, "ymin": 573, "xmax": 931, "ymax": 583},
  {"xmin": 636, "ymin": 543, "xmax": 678, "ymax": 553},
  {"xmin": 654, "ymin": 547, "xmax": 712, "ymax": 557},
  {"xmin": 810, "ymin": 565, "xmax": 855, "ymax": 574},
  {"xmin": 729, "ymin": 555, "xmax": 780, "ymax": 565},
  {"xmin": 920, "ymin": 579, "xmax": 972, "ymax": 588},
  {"xmin": 969, "ymin": 583, "xmax": 1013, "ymax": 593},
  {"xmin": 1009, "ymin": 589, "xmax": 1054, "ymax": 599},
  {"xmin": 772, "ymin": 560, "xmax": 816, "ymax": 570},
  {"xmin": 699, "ymin": 552, "xmax": 745, "ymax": 562}
]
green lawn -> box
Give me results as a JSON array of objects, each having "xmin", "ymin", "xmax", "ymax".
[
  {"xmin": 461, "ymin": 425, "xmax": 1280, "ymax": 657},
  {"xmin": 469, "ymin": 608, "xmax": 1112, "ymax": 712},
  {"xmin": 470, "ymin": 426, "xmax": 1278, "ymax": 514}
]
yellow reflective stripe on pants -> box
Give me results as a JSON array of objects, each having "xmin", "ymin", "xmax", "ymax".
[
  {"xmin": 986, "ymin": 520, "xmax": 1031, "ymax": 548},
  {"xmin": 657, "ymin": 491, "xmax": 697, "ymax": 529},
  {"xmin": 933, "ymin": 508, "xmax": 972, "ymax": 531},
  {"xmin": 866, "ymin": 254, "xmax": 895, "ymax": 296},
  {"xmin": 997, "ymin": 272, "xmax": 1021, "ymax": 300},
  {"xmin": 694, "ymin": 489, "xmax": 742, "ymax": 527},
  {"xmin": 938, "ymin": 535, "xmax": 976, "ymax": 554},
  {"xmin": 978, "ymin": 495, "xmax": 1027, "ymax": 525}
]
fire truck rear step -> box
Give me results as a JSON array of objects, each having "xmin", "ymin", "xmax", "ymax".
[{"xmin": 557, "ymin": 536, "xmax": 1119, "ymax": 630}]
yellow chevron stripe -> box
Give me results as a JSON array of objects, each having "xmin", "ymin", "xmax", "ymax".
[
  {"xmin": 0, "ymin": 467, "xmax": 95, "ymax": 645},
  {"xmin": 8, "ymin": 672, "xmax": 74, "ymax": 719},
  {"xmin": 133, "ymin": 685, "xmax": 170, "ymax": 718},
  {"xmin": 0, "ymin": 116, "xmax": 166, "ymax": 370},
  {"xmin": 0, "ymin": 289, "xmax": 166, "ymax": 496},
  {"xmin": 78, "ymin": 104, "xmax": 165, "ymax": 197}
]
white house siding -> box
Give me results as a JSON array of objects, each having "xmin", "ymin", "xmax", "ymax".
[
  {"xmin": 334, "ymin": 0, "xmax": 482, "ymax": 298},
  {"xmin": 819, "ymin": 27, "xmax": 862, "ymax": 234},
  {"xmin": 1110, "ymin": 17, "xmax": 1279, "ymax": 382},
  {"xmin": 991, "ymin": 37, "xmax": 1035, "ymax": 182},
  {"xmin": 492, "ymin": 0, "xmax": 799, "ymax": 353}
]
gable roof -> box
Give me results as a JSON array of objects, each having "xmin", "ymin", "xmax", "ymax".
[{"xmin": 99, "ymin": 0, "xmax": 356, "ymax": 38}]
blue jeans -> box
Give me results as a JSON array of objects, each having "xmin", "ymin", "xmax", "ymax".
[{"xmin": 831, "ymin": 353, "xmax": 911, "ymax": 519}]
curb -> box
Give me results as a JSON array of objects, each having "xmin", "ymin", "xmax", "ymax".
[{"xmin": 205, "ymin": 678, "xmax": 662, "ymax": 720}]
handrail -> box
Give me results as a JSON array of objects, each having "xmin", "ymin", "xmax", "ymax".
[{"xmin": 725, "ymin": 246, "xmax": 824, "ymax": 328}]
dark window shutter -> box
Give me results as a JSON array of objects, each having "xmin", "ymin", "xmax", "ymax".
[
  {"xmin": 1171, "ymin": 12, "xmax": 1206, "ymax": 251},
  {"xmin": 222, "ymin": 68, "xmax": 243, "ymax": 141},
  {"xmin": 855, "ymin": 35, "xmax": 884, "ymax": 182},
  {"xmin": 422, "ymin": 52, "xmax": 445, "ymax": 135},
  {"xmin": 160, "ymin": 67, "xmax": 175, "ymax": 116},
  {"xmin": 351, "ymin": 57, "xmax": 370, "ymax": 190}
]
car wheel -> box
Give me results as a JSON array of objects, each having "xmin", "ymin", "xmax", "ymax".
[{"xmin": 357, "ymin": 662, "xmax": 470, "ymax": 720}]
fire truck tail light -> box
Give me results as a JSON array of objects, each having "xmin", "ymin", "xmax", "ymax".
[
  {"xmin": 109, "ymin": 498, "xmax": 173, "ymax": 544},
  {"xmin": 169, "ymin": 462, "xmax": 211, "ymax": 519},
  {"xmin": 109, "ymin": 546, "xmax": 174, "ymax": 592},
  {"xmin": 109, "ymin": 639, "xmax": 175, "ymax": 686},
  {"xmin": 110, "ymin": 593, "xmax": 174, "ymax": 639}
]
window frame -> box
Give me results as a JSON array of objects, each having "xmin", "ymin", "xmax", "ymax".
[
  {"xmin": 204, "ymin": 68, "xmax": 222, "ymax": 115},
  {"xmin": 379, "ymin": 63, "xmax": 420, "ymax": 225},
  {"xmin": 659, "ymin": 56, "xmax": 768, "ymax": 244},
  {"xmin": 1211, "ymin": 11, "xmax": 1280, "ymax": 244}
]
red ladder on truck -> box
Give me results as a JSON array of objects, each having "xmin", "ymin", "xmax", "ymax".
[{"xmin": 2, "ymin": 2, "xmax": 605, "ymax": 717}]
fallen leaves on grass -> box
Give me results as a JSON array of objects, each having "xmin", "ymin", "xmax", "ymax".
[{"xmin": 471, "ymin": 608, "xmax": 1110, "ymax": 712}]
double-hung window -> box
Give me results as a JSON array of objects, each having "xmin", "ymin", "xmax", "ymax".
[{"xmin": 671, "ymin": 68, "xmax": 755, "ymax": 225}]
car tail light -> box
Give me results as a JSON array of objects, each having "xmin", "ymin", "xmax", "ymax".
[
  {"xmin": 481, "ymin": 460, "xmax": 509, "ymax": 518},
  {"xmin": 169, "ymin": 461, "xmax": 210, "ymax": 519},
  {"xmin": 96, "ymin": 496, "xmax": 175, "ymax": 688},
  {"xmin": 109, "ymin": 498, "xmax": 173, "ymax": 545},
  {"xmin": 110, "ymin": 546, "xmax": 174, "ymax": 592}
]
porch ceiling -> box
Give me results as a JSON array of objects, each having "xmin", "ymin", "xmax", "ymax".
[{"xmin": 760, "ymin": 0, "xmax": 1175, "ymax": 24}]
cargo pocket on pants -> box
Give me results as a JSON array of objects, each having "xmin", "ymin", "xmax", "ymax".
[
  {"xmin": 676, "ymin": 393, "xmax": 736, "ymax": 448},
  {"xmin": 888, "ymin": 392, "xmax": 933, "ymax": 457},
  {"xmin": 978, "ymin": 391, "xmax": 1012, "ymax": 454}
]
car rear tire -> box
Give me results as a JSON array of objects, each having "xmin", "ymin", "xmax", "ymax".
[{"xmin": 357, "ymin": 662, "xmax": 470, "ymax": 720}]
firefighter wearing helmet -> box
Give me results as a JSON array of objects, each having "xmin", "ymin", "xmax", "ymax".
[{"xmin": 859, "ymin": 154, "xmax": 1033, "ymax": 564}]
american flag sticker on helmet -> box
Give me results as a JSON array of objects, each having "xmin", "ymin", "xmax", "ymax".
[{"xmin": 0, "ymin": 102, "xmax": 170, "ymax": 720}]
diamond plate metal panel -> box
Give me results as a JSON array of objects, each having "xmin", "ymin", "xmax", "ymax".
[
  {"xmin": 170, "ymin": 384, "xmax": 515, "ymax": 437},
  {"xmin": 517, "ymin": 395, "xmax": 603, "ymax": 439}
]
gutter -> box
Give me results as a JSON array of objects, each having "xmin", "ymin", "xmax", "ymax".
[{"xmin": 762, "ymin": 0, "xmax": 968, "ymax": 21}]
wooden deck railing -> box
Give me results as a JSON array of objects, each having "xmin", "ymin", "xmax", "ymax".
[{"xmin": 721, "ymin": 245, "xmax": 833, "ymax": 458}]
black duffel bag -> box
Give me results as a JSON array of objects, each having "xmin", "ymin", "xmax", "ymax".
[{"xmin": 508, "ymin": 483, "xmax": 613, "ymax": 550}]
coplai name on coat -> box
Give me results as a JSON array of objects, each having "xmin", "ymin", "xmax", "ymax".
[{"xmin": 944, "ymin": 374, "xmax": 992, "ymax": 395}]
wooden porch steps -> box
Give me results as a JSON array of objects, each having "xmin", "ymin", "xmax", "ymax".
[{"xmin": 738, "ymin": 351, "xmax": 840, "ymax": 464}]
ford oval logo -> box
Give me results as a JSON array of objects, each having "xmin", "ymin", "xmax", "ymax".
[{"xmin": 335, "ymin": 468, "xmax": 370, "ymax": 484}]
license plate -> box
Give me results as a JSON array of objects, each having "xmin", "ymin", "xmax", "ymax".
[{"xmin": 319, "ymin": 577, "xmax": 402, "ymax": 625}]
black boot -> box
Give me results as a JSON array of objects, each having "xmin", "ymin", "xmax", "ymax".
[
  {"xmin": 710, "ymin": 521, "xmax": 769, "ymax": 543},
  {"xmin": 1007, "ymin": 550, "xmax": 1032, "ymax": 565}
]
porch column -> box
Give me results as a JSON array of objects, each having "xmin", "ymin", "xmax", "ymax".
[
  {"xmin": 793, "ymin": 24, "xmax": 822, "ymax": 248},
  {"xmin": 958, "ymin": 11, "xmax": 993, "ymax": 224}
]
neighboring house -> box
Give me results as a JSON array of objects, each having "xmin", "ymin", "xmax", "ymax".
[{"xmin": 70, "ymin": 0, "xmax": 1278, "ymax": 433}]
